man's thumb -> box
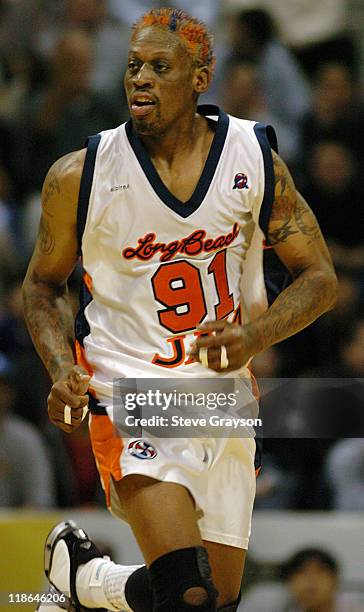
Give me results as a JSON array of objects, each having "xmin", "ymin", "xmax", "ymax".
[{"xmin": 69, "ymin": 366, "xmax": 91, "ymax": 394}]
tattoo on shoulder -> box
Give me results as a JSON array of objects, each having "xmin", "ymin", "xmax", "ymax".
[
  {"xmin": 42, "ymin": 151, "xmax": 83, "ymax": 215},
  {"xmin": 268, "ymin": 152, "xmax": 320, "ymax": 246},
  {"xmin": 42, "ymin": 171, "xmax": 60, "ymax": 214},
  {"xmin": 293, "ymin": 201, "xmax": 321, "ymax": 242},
  {"xmin": 38, "ymin": 216, "xmax": 55, "ymax": 255}
]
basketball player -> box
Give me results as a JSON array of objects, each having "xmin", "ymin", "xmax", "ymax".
[{"xmin": 23, "ymin": 8, "xmax": 337, "ymax": 612}]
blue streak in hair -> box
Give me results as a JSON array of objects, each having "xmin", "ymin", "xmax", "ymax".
[{"xmin": 169, "ymin": 10, "xmax": 178, "ymax": 32}]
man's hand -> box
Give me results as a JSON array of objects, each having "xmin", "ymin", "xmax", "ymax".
[
  {"xmin": 47, "ymin": 365, "xmax": 90, "ymax": 433},
  {"xmin": 189, "ymin": 321, "xmax": 260, "ymax": 373}
]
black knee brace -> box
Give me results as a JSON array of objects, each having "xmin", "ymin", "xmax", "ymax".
[
  {"xmin": 149, "ymin": 546, "xmax": 218, "ymax": 612},
  {"xmin": 125, "ymin": 565, "xmax": 153, "ymax": 612}
]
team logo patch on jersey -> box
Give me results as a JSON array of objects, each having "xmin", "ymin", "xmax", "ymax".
[
  {"xmin": 233, "ymin": 173, "xmax": 249, "ymax": 190},
  {"xmin": 128, "ymin": 439, "xmax": 158, "ymax": 460}
]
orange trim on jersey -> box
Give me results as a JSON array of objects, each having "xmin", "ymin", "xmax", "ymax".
[
  {"xmin": 89, "ymin": 414, "xmax": 123, "ymax": 507},
  {"xmin": 75, "ymin": 339, "xmax": 93, "ymax": 376},
  {"xmin": 248, "ymin": 366, "xmax": 260, "ymax": 401},
  {"xmin": 74, "ymin": 339, "xmax": 97, "ymax": 398},
  {"xmin": 83, "ymin": 271, "xmax": 93, "ymax": 294}
]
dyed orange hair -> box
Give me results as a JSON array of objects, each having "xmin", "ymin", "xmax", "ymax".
[{"xmin": 133, "ymin": 8, "xmax": 215, "ymax": 71}]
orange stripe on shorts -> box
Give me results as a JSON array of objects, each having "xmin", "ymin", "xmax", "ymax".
[
  {"xmin": 89, "ymin": 414, "xmax": 123, "ymax": 507},
  {"xmin": 83, "ymin": 271, "xmax": 93, "ymax": 294}
]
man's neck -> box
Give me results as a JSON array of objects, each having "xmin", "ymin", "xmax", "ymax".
[{"xmin": 137, "ymin": 111, "xmax": 211, "ymax": 165}]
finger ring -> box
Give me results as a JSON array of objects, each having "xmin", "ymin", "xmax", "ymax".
[
  {"xmin": 220, "ymin": 345, "xmax": 229, "ymax": 369},
  {"xmin": 199, "ymin": 347, "xmax": 209, "ymax": 368},
  {"xmin": 82, "ymin": 405, "xmax": 89, "ymax": 421},
  {"xmin": 64, "ymin": 404, "xmax": 72, "ymax": 425}
]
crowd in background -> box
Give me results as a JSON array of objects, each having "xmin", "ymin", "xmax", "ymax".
[{"xmin": 0, "ymin": 0, "xmax": 363, "ymax": 518}]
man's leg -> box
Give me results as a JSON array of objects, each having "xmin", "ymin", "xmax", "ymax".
[
  {"xmin": 123, "ymin": 541, "xmax": 245, "ymax": 611},
  {"xmin": 113, "ymin": 475, "xmax": 245, "ymax": 611},
  {"xmin": 204, "ymin": 541, "xmax": 246, "ymax": 610},
  {"xmin": 115, "ymin": 475, "xmax": 203, "ymax": 564}
]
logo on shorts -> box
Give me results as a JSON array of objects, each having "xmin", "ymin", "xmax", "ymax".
[
  {"xmin": 233, "ymin": 173, "xmax": 249, "ymax": 190},
  {"xmin": 128, "ymin": 439, "xmax": 158, "ymax": 460}
]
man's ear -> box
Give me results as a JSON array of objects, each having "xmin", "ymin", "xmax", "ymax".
[{"xmin": 193, "ymin": 65, "xmax": 212, "ymax": 95}]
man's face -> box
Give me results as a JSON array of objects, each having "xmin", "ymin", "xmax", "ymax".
[
  {"xmin": 288, "ymin": 560, "xmax": 337, "ymax": 610},
  {"xmin": 124, "ymin": 27, "xmax": 203, "ymax": 136}
]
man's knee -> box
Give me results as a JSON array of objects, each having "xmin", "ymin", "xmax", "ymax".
[{"xmin": 149, "ymin": 546, "xmax": 218, "ymax": 611}]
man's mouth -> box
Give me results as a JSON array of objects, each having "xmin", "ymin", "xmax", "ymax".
[{"xmin": 131, "ymin": 97, "xmax": 157, "ymax": 117}]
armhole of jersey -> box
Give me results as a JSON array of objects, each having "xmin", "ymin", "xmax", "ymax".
[
  {"xmin": 77, "ymin": 133, "xmax": 102, "ymax": 255},
  {"xmin": 254, "ymin": 124, "xmax": 292, "ymax": 304},
  {"xmin": 253, "ymin": 123, "xmax": 278, "ymax": 240}
]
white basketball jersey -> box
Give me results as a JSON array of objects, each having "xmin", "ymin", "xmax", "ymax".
[{"xmin": 75, "ymin": 105, "xmax": 277, "ymax": 400}]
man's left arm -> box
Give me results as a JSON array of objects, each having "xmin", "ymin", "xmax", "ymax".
[
  {"xmin": 250, "ymin": 150, "xmax": 337, "ymax": 351},
  {"xmin": 190, "ymin": 151, "xmax": 337, "ymax": 371}
]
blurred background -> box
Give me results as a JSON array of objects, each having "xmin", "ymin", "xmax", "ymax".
[{"xmin": 0, "ymin": 0, "xmax": 363, "ymax": 610}]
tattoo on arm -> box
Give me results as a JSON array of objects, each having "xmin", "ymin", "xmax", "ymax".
[
  {"xmin": 247, "ymin": 152, "xmax": 337, "ymax": 352},
  {"xmin": 268, "ymin": 220, "xmax": 298, "ymax": 245},
  {"xmin": 23, "ymin": 152, "xmax": 83, "ymax": 382},
  {"xmin": 293, "ymin": 202, "xmax": 320, "ymax": 241},
  {"xmin": 42, "ymin": 171, "xmax": 60, "ymax": 214},
  {"xmin": 38, "ymin": 216, "xmax": 55, "ymax": 255},
  {"xmin": 23, "ymin": 279, "xmax": 75, "ymax": 382},
  {"xmin": 268, "ymin": 152, "xmax": 320, "ymax": 246},
  {"xmin": 253, "ymin": 271, "xmax": 336, "ymax": 351}
]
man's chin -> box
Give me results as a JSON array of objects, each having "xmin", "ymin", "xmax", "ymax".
[{"xmin": 132, "ymin": 118, "xmax": 162, "ymax": 136}]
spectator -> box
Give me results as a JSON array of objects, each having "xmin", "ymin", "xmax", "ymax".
[
  {"xmin": 281, "ymin": 548, "xmax": 364, "ymax": 612},
  {"xmin": 300, "ymin": 62, "xmax": 364, "ymax": 171},
  {"xmin": 0, "ymin": 276, "xmax": 50, "ymax": 424},
  {"xmin": 35, "ymin": 0, "xmax": 129, "ymax": 96},
  {"xmin": 226, "ymin": 9, "xmax": 311, "ymax": 126},
  {"xmin": 302, "ymin": 141, "xmax": 364, "ymax": 272},
  {"xmin": 0, "ymin": 163, "xmax": 18, "ymax": 283},
  {"xmin": 340, "ymin": 317, "xmax": 364, "ymax": 377},
  {"xmin": 0, "ymin": 352, "xmax": 56, "ymax": 507},
  {"xmin": 227, "ymin": 0, "xmax": 356, "ymax": 76},
  {"xmin": 254, "ymin": 453, "xmax": 297, "ymax": 510},
  {"xmin": 220, "ymin": 56, "xmax": 300, "ymax": 162},
  {"xmin": 305, "ymin": 270, "xmax": 362, "ymax": 372},
  {"xmin": 108, "ymin": 0, "xmax": 220, "ymax": 28},
  {"xmin": 240, "ymin": 548, "xmax": 364, "ymax": 611},
  {"xmin": 325, "ymin": 439, "xmax": 364, "ymax": 510},
  {"xmin": 15, "ymin": 28, "xmax": 123, "ymax": 198}
]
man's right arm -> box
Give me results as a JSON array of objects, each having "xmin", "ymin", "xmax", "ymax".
[{"xmin": 22, "ymin": 149, "xmax": 90, "ymax": 431}]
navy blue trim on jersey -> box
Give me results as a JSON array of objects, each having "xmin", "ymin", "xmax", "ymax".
[
  {"xmin": 88, "ymin": 394, "xmax": 107, "ymax": 415},
  {"xmin": 263, "ymin": 249, "xmax": 292, "ymax": 305},
  {"xmin": 75, "ymin": 277, "xmax": 92, "ymax": 348},
  {"xmin": 125, "ymin": 105, "xmax": 229, "ymax": 218},
  {"xmin": 253, "ymin": 123, "xmax": 278, "ymax": 239},
  {"xmin": 255, "ymin": 437, "xmax": 263, "ymax": 473},
  {"xmin": 77, "ymin": 133, "xmax": 101, "ymax": 255},
  {"xmin": 254, "ymin": 124, "xmax": 292, "ymax": 304}
]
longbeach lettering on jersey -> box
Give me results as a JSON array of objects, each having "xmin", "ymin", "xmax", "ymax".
[{"xmin": 122, "ymin": 223, "xmax": 240, "ymax": 262}]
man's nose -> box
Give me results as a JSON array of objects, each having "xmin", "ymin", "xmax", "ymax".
[{"xmin": 132, "ymin": 63, "xmax": 154, "ymax": 87}]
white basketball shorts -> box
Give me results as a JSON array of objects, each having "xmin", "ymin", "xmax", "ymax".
[{"xmin": 90, "ymin": 410, "xmax": 257, "ymax": 550}]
